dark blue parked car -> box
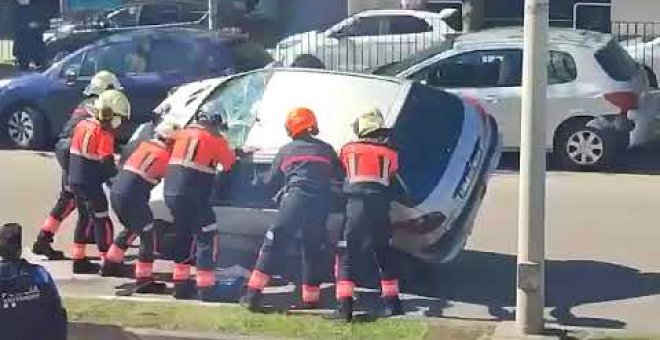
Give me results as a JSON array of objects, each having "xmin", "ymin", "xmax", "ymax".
[{"xmin": 0, "ymin": 28, "xmax": 272, "ymax": 149}]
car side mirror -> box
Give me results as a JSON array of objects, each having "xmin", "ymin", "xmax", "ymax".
[{"xmin": 64, "ymin": 67, "xmax": 78, "ymax": 85}]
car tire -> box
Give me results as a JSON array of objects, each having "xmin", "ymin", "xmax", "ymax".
[
  {"xmin": 2, "ymin": 105, "xmax": 49, "ymax": 149},
  {"xmin": 555, "ymin": 122, "xmax": 617, "ymax": 171},
  {"xmin": 291, "ymin": 54, "xmax": 325, "ymax": 69}
]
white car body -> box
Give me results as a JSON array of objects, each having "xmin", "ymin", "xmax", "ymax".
[
  {"xmin": 142, "ymin": 69, "xmax": 500, "ymax": 264},
  {"xmin": 378, "ymin": 27, "xmax": 655, "ymax": 169},
  {"xmin": 274, "ymin": 10, "xmax": 456, "ymax": 72}
]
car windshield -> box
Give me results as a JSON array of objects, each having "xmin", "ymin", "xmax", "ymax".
[{"xmin": 371, "ymin": 40, "xmax": 454, "ymax": 76}]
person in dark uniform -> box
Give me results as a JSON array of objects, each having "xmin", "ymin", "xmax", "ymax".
[
  {"xmin": 241, "ymin": 107, "xmax": 344, "ymax": 312},
  {"xmin": 100, "ymin": 119, "xmax": 180, "ymax": 293},
  {"xmin": 164, "ymin": 112, "xmax": 236, "ymax": 301},
  {"xmin": 11, "ymin": 0, "xmax": 48, "ymax": 70},
  {"xmin": 32, "ymin": 71, "xmax": 123, "ymax": 260},
  {"xmin": 68, "ymin": 89, "xmax": 130, "ymax": 274},
  {"xmin": 329, "ymin": 108, "xmax": 404, "ymax": 323},
  {"xmin": 0, "ymin": 223, "xmax": 67, "ymax": 340}
]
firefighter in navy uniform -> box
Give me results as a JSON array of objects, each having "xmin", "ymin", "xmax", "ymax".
[
  {"xmin": 33, "ymin": 71, "xmax": 123, "ymax": 260},
  {"xmin": 0, "ymin": 223, "xmax": 67, "ymax": 340},
  {"xmin": 329, "ymin": 109, "xmax": 404, "ymax": 323},
  {"xmin": 101, "ymin": 119, "xmax": 180, "ymax": 291},
  {"xmin": 68, "ymin": 89, "xmax": 131, "ymax": 274},
  {"xmin": 164, "ymin": 112, "xmax": 236, "ymax": 301},
  {"xmin": 241, "ymin": 107, "xmax": 344, "ymax": 312}
]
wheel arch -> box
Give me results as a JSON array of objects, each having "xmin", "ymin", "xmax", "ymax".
[{"xmin": 552, "ymin": 115, "xmax": 595, "ymax": 152}]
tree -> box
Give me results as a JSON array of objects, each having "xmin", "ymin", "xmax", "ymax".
[{"xmin": 463, "ymin": 0, "xmax": 485, "ymax": 32}]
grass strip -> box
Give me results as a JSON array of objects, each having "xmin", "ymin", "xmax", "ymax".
[{"xmin": 64, "ymin": 297, "xmax": 428, "ymax": 340}]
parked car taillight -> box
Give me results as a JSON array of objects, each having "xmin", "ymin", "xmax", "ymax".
[{"xmin": 604, "ymin": 91, "xmax": 639, "ymax": 114}]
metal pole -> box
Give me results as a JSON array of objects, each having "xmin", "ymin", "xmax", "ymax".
[
  {"xmin": 517, "ymin": 0, "xmax": 548, "ymax": 335},
  {"xmin": 208, "ymin": 0, "xmax": 216, "ymax": 31}
]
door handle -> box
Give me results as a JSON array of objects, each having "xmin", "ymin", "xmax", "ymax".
[{"xmin": 485, "ymin": 95, "xmax": 499, "ymax": 104}]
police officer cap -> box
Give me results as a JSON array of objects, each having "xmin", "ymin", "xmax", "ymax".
[{"xmin": 0, "ymin": 223, "xmax": 22, "ymax": 260}]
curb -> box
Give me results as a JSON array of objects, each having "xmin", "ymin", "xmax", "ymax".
[{"xmin": 69, "ymin": 323, "xmax": 284, "ymax": 340}]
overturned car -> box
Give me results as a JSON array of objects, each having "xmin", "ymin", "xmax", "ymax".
[{"xmin": 134, "ymin": 68, "xmax": 501, "ymax": 264}]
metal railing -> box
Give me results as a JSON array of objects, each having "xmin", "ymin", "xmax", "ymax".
[{"xmin": 273, "ymin": 18, "xmax": 454, "ymax": 73}]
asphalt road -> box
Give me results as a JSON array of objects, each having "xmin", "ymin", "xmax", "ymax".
[{"xmin": 1, "ymin": 149, "xmax": 659, "ymax": 332}]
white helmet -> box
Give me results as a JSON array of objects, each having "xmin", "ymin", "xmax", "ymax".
[
  {"xmin": 154, "ymin": 117, "xmax": 180, "ymax": 141},
  {"xmin": 352, "ymin": 107, "xmax": 386, "ymax": 137},
  {"xmin": 84, "ymin": 70, "xmax": 123, "ymax": 97},
  {"xmin": 95, "ymin": 89, "xmax": 131, "ymax": 129}
]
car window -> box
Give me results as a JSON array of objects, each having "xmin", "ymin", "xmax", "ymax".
[
  {"xmin": 58, "ymin": 51, "xmax": 84, "ymax": 77},
  {"xmin": 147, "ymin": 39, "xmax": 197, "ymax": 74},
  {"xmin": 416, "ymin": 49, "xmax": 522, "ymax": 88},
  {"xmin": 140, "ymin": 4, "xmax": 180, "ymax": 26},
  {"xmin": 348, "ymin": 16, "xmax": 383, "ymax": 36},
  {"xmin": 548, "ymin": 51, "xmax": 577, "ymax": 85},
  {"xmin": 106, "ymin": 6, "xmax": 139, "ymax": 27},
  {"xmin": 80, "ymin": 42, "xmax": 146, "ymax": 76},
  {"xmin": 595, "ymin": 40, "xmax": 638, "ymax": 82},
  {"xmin": 198, "ymin": 72, "xmax": 272, "ymax": 148},
  {"xmin": 372, "ymin": 40, "xmax": 454, "ymax": 76},
  {"xmin": 388, "ymin": 16, "xmax": 432, "ymax": 34}
]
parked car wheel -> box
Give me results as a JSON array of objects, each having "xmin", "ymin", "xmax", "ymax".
[
  {"xmin": 2, "ymin": 106, "xmax": 48, "ymax": 149},
  {"xmin": 555, "ymin": 121, "xmax": 616, "ymax": 170},
  {"xmin": 291, "ymin": 54, "xmax": 325, "ymax": 69}
]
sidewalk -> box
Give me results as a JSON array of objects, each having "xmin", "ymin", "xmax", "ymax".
[{"xmin": 23, "ymin": 251, "xmax": 657, "ymax": 340}]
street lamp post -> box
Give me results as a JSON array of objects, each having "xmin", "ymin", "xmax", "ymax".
[
  {"xmin": 208, "ymin": 0, "xmax": 217, "ymax": 30},
  {"xmin": 517, "ymin": 0, "xmax": 549, "ymax": 334}
]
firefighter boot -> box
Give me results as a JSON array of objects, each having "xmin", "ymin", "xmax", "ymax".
[
  {"xmin": 381, "ymin": 296, "xmax": 405, "ymax": 318},
  {"xmin": 324, "ymin": 298, "xmax": 353, "ymax": 323},
  {"xmin": 72, "ymin": 258, "xmax": 100, "ymax": 274},
  {"xmin": 32, "ymin": 231, "xmax": 65, "ymax": 260},
  {"xmin": 100, "ymin": 261, "xmax": 126, "ymax": 278},
  {"xmin": 173, "ymin": 280, "xmax": 196, "ymax": 300},
  {"xmin": 239, "ymin": 288, "xmax": 264, "ymax": 312}
]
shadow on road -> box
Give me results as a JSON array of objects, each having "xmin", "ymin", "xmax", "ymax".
[{"xmin": 397, "ymin": 250, "xmax": 660, "ymax": 329}]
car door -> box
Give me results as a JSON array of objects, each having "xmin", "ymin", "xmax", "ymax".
[
  {"xmin": 411, "ymin": 49, "xmax": 523, "ymax": 149},
  {"xmin": 42, "ymin": 52, "xmax": 90, "ymax": 132}
]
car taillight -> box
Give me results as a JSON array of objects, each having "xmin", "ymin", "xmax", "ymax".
[{"xmin": 604, "ymin": 91, "xmax": 639, "ymax": 114}]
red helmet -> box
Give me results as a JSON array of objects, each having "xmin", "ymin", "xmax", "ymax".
[{"xmin": 285, "ymin": 107, "xmax": 318, "ymax": 138}]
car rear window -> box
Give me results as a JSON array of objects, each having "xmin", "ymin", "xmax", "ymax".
[
  {"xmin": 392, "ymin": 83, "xmax": 465, "ymax": 205},
  {"xmin": 595, "ymin": 40, "xmax": 638, "ymax": 81}
]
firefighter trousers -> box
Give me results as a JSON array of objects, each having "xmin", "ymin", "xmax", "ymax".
[
  {"xmin": 71, "ymin": 184, "xmax": 114, "ymax": 254},
  {"xmin": 110, "ymin": 192, "xmax": 155, "ymax": 263},
  {"xmin": 336, "ymin": 194, "xmax": 398, "ymax": 285},
  {"xmin": 164, "ymin": 194, "xmax": 219, "ymax": 271},
  {"xmin": 253, "ymin": 187, "xmax": 330, "ymax": 288}
]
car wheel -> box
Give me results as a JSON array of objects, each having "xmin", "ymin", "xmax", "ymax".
[
  {"xmin": 556, "ymin": 122, "xmax": 616, "ymax": 171},
  {"xmin": 3, "ymin": 106, "xmax": 48, "ymax": 149},
  {"xmin": 291, "ymin": 54, "xmax": 325, "ymax": 69}
]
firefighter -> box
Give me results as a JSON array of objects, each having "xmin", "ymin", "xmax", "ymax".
[
  {"xmin": 100, "ymin": 119, "xmax": 180, "ymax": 291},
  {"xmin": 0, "ymin": 223, "xmax": 67, "ymax": 340},
  {"xmin": 241, "ymin": 107, "xmax": 344, "ymax": 312},
  {"xmin": 68, "ymin": 89, "xmax": 131, "ymax": 274},
  {"xmin": 330, "ymin": 108, "xmax": 404, "ymax": 323},
  {"xmin": 164, "ymin": 111, "xmax": 236, "ymax": 301},
  {"xmin": 32, "ymin": 71, "xmax": 123, "ymax": 261}
]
